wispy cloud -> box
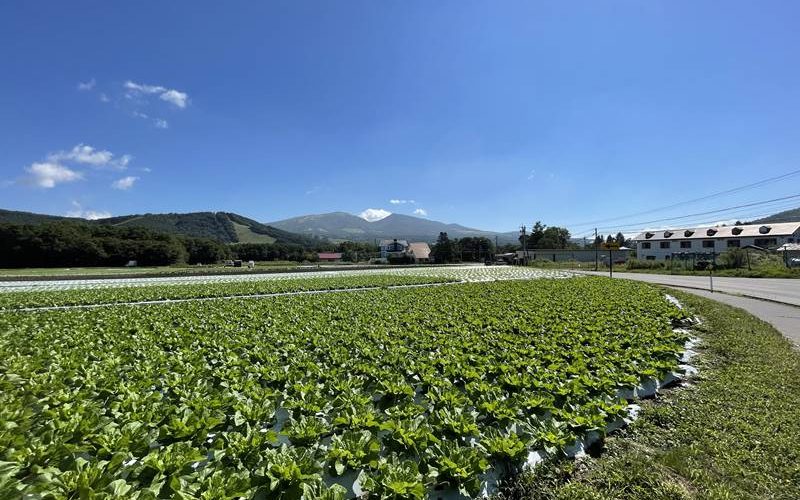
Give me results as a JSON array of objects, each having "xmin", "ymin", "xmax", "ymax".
[
  {"xmin": 359, "ymin": 208, "xmax": 391, "ymax": 222},
  {"xmin": 389, "ymin": 199, "xmax": 416, "ymax": 205},
  {"xmin": 526, "ymin": 169, "xmax": 536, "ymax": 180},
  {"xmin": 47, "ymin": 144, "xmax": 130, "ymax": 170},
  {"xmin": 413, "ymin": 208, "xmax": 428, "ymax": 217},
  {"xmin": 112, "ymin": 176, "xmax": 139, "ymax": 190},
  {"xmin": 133, "ymin": 111, "xmax": 168, "ymax": 129},
  {"xmin": 24, "ymin": 162, "xmax": 83, "ymax": 188},
  {"xmin": 305, "ymin": 185, "xmax": 322, "ymax": 196},
  {"xmin": 99, "ymin": 93, "xmax": 110, "ymax": 103},
  {"xmin": 124, "ymin": 81, "xmax": 189, "ymax": 108},
  {"xmin": 66, "ymin": 201, "xmax": 110, "ymax": 220},
  {"xmin": 77, "ymin": 78, "xmax": 96, "ymax": 91}
]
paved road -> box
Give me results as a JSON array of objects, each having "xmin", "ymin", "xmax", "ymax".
[
  {"xmin": 579, "ymin": 271, "xmax": 800, "ymax": 307},
  {"xmin": 579, "ymin": 271, "xmax": 800, "ymax": 346}
]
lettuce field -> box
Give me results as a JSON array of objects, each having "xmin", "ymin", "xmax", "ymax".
[{"xmin": 0, "ymin": 274, "xmax": 690, "ymax": 499}]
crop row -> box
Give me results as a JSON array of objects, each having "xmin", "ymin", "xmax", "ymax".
[
  {"xmin": 0, "ymin": 265, "xmax": 571, "ymax": 293},
  {"xmin": 0, "ymin": 277, "xmax": 689, "ymax": 498},
  {"xmin": 0, "ymin": 274, "xmax": 457, "ymax": 309}
]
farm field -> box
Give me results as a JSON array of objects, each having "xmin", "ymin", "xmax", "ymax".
[
  {"xmin": 0, "ymin": 276, "xmax": 690, "ymax": 499},
  {"xmin": 0, "ymin": 265, "xmax": 571, "ymax": 293},
  {"xmin": 0, "ymin": 274, "xmax": 459, "ymax": 310},
  {"xmin": 0, "ymin": 262, "xmax": 299, "ymax": 279}
]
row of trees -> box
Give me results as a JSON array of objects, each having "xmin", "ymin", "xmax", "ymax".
[
  {"xmin": 229, "ymin": 241, "xmax": 377, "ymax": 263},
  {"xmin": 0, "ymin": 222, "xmax": 382, "ymax": 268},
  {"xmin": 432, "ymin": 233, "xmax": 496, "ymax": 263},
  {"xmin": 431, "ymin": 223, "xmax": 634, "ymax": 264},
  {"xmin": 0, "ymin": 222, "xmax": 231, "ymax": 267},
  {"xmin": 518, "ymin": 222, "xmax": 631, "ymax": 250}
]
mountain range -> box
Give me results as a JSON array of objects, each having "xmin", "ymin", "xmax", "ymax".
[
  {"xmin": 3, "ymin": 206, "xmax": 797, "ymax": 246},
  {"xmin": 267, "ymin": 212, "xmax": 518, "ymax": 244}
]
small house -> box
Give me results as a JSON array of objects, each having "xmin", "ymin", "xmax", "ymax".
[{"xmin": 317, "ymin": 252, "xmax": 343, "ymax": 262}]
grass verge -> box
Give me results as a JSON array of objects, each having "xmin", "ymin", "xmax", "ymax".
[{"xmin": 497, "ymin": 290, "xmax": 800, "ymax": 499}]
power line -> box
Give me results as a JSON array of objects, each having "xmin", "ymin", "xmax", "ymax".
[
  {"xmin": 566, "ymin": 168, "xmax": 800, "ymax": 229},
  {"xmin": 574, "ymin": 193, "xmax": 800, "ymax": 236}
]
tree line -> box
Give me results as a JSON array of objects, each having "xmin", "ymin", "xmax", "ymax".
[
  {"xmin": 431, "ymin": 234, "xmax": 497, "ymax": 263},
  {"xmin": 0, "ymin": 221, "xmax": 380, "ymax": 268},
  {"xmin": 0, "ymin": 222, "xmax": 228, "ymax": 267}
]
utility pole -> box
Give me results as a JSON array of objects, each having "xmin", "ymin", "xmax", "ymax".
[
  {"xmin": 594, "ymin": 228, "xmax": 598, "ymax": 271},
  {"xmin": 520, "ymin": 225, "xmax": 528, "ymax": 265}
]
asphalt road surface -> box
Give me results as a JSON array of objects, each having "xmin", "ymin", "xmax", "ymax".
[{"xmin": 580, "ymin": 271, "xmax": 800, "ymax": 346}]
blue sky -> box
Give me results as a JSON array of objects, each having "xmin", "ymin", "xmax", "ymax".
[{"xmin": 2, "ymin": 1, "xmax": 800, "ymax": 238}]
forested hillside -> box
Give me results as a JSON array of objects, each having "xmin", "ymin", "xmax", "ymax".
[
  {"xmin": 0, "ymin": 209, "xmax": 319, "ymax": 246},
  {"xmin": 751, "ymin": 207, "xmax": 800, "ymax": 224},
  {"xmin": 0, "ymin": 221, "xmax": 229, "ymax": 267}
]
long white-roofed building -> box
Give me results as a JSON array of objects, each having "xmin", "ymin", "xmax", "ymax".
[{"xmin": 632, "ymin": 222, "xmax": 800, "ymax": 261}]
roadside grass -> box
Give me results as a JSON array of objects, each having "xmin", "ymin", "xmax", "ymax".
[
  {"xmin": 524, "ymin": 258, "xmax": 800, "ymax": 278},
  {"xmin": 497, "ymin": 290, "xmax": 800, "ymax": 499},
  {"xmin": 618, "ymin": 266, "xmax": 800, "ymax": 279}
]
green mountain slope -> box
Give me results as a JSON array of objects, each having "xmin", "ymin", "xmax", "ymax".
[
  {"xmin": 0, "ymin": 209, "xmax": 317, "ymax": 246},
  {"xmin": 0, "ymin": 209, "xmax": 85, "ymax": 225},
  {"xmin": 99, "ymin": 212, "xmax": 239, "ymax": 242},
  {"xmin": 751, "ymin": 207, "xmax": 800, "ymax": 224}
]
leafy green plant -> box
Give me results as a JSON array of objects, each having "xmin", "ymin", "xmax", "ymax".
[
  {"xmin": 359, "ymin": 458, "xmax": 426, "ymax": 500},
  {"xmin": 326, "ymin": 430, "xmax": 381, "ymax": 475}
]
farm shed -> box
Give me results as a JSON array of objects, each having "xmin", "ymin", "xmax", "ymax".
[{"xmin": 317, "ymin": 252, "xmax": 343, "ymax": 262}]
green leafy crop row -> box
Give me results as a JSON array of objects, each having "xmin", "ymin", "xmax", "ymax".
[
  {"xmin": 0, "ymin": 277, "xmax": 688, "ymax": 498},
  {"xmin": 0, "ymin": 275, "xmax": 456, "ymax": 310}
]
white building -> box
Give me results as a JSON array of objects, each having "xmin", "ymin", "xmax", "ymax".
[
  {"xmin": 632, "ymin": 222, "xmax": 800, "ymax": 261},
  {"xmin": 379, "ymin": 239, "xmax": 432, "ymax": 263},
  {"xmin": 379, "ymin": 239, "xmax": 409, "ymax": 259}
]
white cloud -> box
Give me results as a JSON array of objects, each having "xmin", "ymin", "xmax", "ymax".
[
  {"xmin": 47, "ymin": 144, "xmax": 130, "ymax": 170},
  {"xmin": 389, "ymin": 199, "xmax": 416, "ymax": 205},
  {"xmin": 153, "ymin": 118, "xmax": 168, "ymax": 129},
  {"xmin": 159, "ymin": 89, "xmax": 188, "ymax": 108},
  {"xmin": 359, "ymin": 208, "xmax": 392, "ymax": 222},
  {"xmin": 66, "ymin": 201, "xmax": 110, "ymax": 220},
  {"xmin": 77, "ymin": 78, "xmax": 96, "ymax": 91},
  {"xmin": 112, "ymin": 176, "xmax": 139, "ymax": 190},
  {"xmin": 133, "ymin": 111, "xmax": 149, "ymax": 119},
  {"xmin": 99, "ymin": 93, "xmax": 110, "ymax": 102},
  {"xmin": 24, "ymin": 162, "xmax": 82, "ymax": 188},
  {"xmin": 124, "ymin": 80, "xmax": 189, "ymax": 108},
  {"xmin": 527, "ymin": 169, "xmax": 536, "ymax": 180},
  {"xmin": 413, "ymin": 208, "xmax": 428, "ymax": 217}
]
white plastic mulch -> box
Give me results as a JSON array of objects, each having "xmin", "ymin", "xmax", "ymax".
[{"xmin": 0, "ymin": 265, "xmax": 574, "ymax": 293}]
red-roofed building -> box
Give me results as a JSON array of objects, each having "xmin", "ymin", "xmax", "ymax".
[{"xmin": 317, "ymin": 252, "xmax": 343, "ymax": 262}]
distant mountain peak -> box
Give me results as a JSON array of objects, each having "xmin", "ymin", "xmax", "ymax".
[{"xmin": 268, "ymin": 211, "xmax": 517, "ymax": 244}]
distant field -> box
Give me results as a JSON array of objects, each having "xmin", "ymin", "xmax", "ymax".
[
  {"xmin": 231, "ymin": 221, "xmax": 276, "ymax": 244},
  {"xmin": 0, "ymin": 262, "xmax": 299, "ymax": 278}
]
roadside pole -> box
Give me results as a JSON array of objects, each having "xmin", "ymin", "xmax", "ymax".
[
  {"xmin": 594, "ymin": 228, "xmax": 598, "ymax": 271},
  {"xmin": 602, "ymin": 242, "xmax": 619, "ymax": 278},
  {"xmin": 709, "ymin": 251, "xmax": 715, "ymax": 293}
]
